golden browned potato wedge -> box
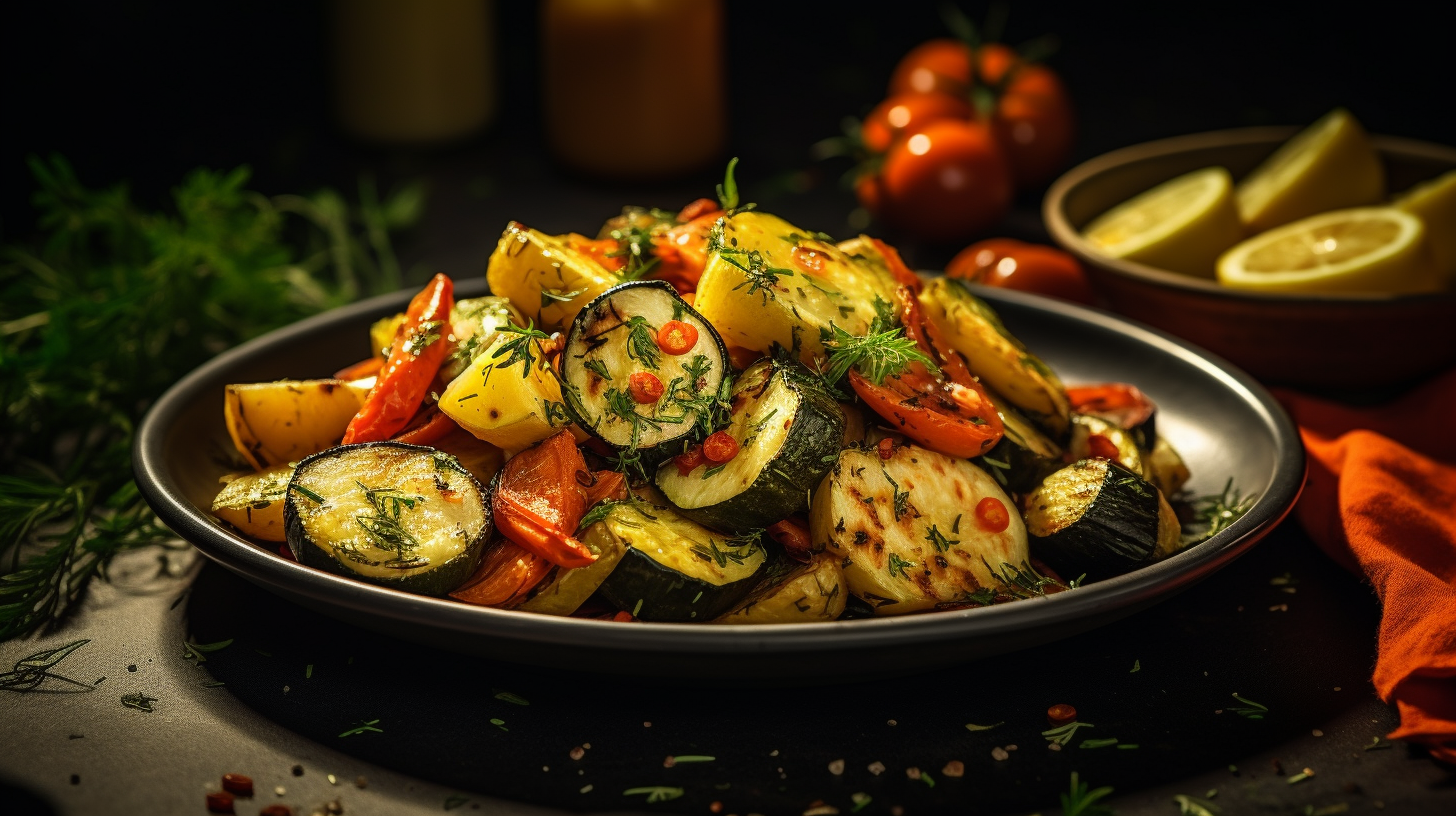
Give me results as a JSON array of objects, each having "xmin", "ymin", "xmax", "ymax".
[
  {"xmin": 437, "ymin": 332, "xmax": 576, "ymax": 455},
  {"xmin": 713, "ymin": 552, "xmax": 847, "ymax": 624},
  {"xmin": 485, "ymin": 222, "xmax": 620, "ymax": 331},
  {"xmin": 919, "ymin": 277, "xmax": 1071, "ymax": 438},
  {"xmin": 224, "ymin": 379, "xmax": 371, "ymax": 470},
  {"xmin": 211, "ymin": 465, "xmax": 294, "ymax": 541},
  {"xmin": 810, "ymin": 444, "xmax": 1028, "ymax": 615},
  {"xmin": 692, "ymin": 212, "xmax": 899, "ymax": 368}
]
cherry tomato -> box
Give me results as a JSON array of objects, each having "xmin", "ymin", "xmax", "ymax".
[
  {"xmin": 879, "ymin": 119, "xmax": 1012, "ymax": 243},
  {"xmin": 992, "ymin": 64, "xmax": 1075, "ymax": 188},
  {"xmin": 1065, "ymin": 383, "xmax": 1156, "ymax": 430},
  {"xmin": 656, "ymin": 320, "xmax": 699, "ymax": 355},
  {"xmin": 650, "ymin": 209, "xmax": 722, "ymax": 292},
  {"xmin": 861, "ymin": 93, "xmax": 973, "ymax": 154},
  {"xmin": 673, "ymin": 444, "xmax": 707, "ymax": 476},
  {"xmin": 975, "ymin": 43, "xmax": 1019, "ymax": 87},
  {"xmin": 888, "ymin": 39, "xmax": 972, "ymax": 96},
  {"xmin": 702, "ymin": 431, "xmax": 740, "ymax": 464},
  {"xmin": 627, "ymin": 371, "xmax": 665, "ymax": 404},
  {"xmin": 946, "ymin": 238, "xmax": 1094, "ymax": 304},
  {"xmin": 767, "ymin": 519, "xmax": 814, "ymax": 563},
  {"xmin": 976, "ymin": 496, "xmax": 1011, "ymax": 532}
]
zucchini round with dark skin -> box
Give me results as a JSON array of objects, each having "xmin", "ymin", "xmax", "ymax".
[
  {"xmin": 655, "ymin": 358, "xmax": 845, "ymax": 533},
  {"xmin": 712, "ymin": 551, "xmax": 847, "ymax": 624},
  {"xmin": 977, "ymin": 391, "xmax": 1064, "ymax": 493},
  {"xmin": 284, "ymin": 442, "xmax": 491, "ymax": 596},
  {"xmin": 594, "ymin": 499, "xmax": 768, "ymax": 622},
  {"xmin": 561, "ymin": 280, "xmax": 731, "ymax": 456},
  {"xmin": 1023, "ymin": 458, "xmax": 1179, "ymax": 580}
]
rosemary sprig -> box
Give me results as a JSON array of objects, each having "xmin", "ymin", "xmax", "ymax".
[
  {"xmin": 354, "ymin": 482, "xmax": 422, "ymax": 560},
  {"xmin": 1229, "ymin": 693, "xmax": 1268, "ymax": 719},
  {"xmin": 983, "ymin": 559, "xmax": 1080, "ymax": 599},
  {"xmin": 887, "ymin": 552, "xmax": 915, "ymax": 579},
  {"xmin": 623, "ymin": 787, "xmax": 684, "ymax": 804},
  {"xmin": 1182, "ymin": 477, "xmax": 1257, "ymax": 545}
]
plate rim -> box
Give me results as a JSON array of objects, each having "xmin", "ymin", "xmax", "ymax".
[{"xmin": 133, "ymin": 280, "xmax": 1306, "ymax": 657}]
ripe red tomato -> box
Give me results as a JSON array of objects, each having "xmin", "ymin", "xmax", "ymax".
[
  {"xmin": 888, "ymin": 39, "xmax": 972, "ymax": 97},
  {"xmin": 861, "ymin": 93, "xmax": 973, "ymax": 154},
  {"xmin": 945, "ymin": 238, "xmax": 1094, "ymax": 304},
  {"xmin": 878, "ymin": 120, "xmax": 1012, "ymax": 242},
  {"xmin": 992, "ymin": 64, "xmax": 1075, "ymax": 187}
]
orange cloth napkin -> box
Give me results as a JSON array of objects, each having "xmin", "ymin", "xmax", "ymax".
[{"xmin": 1275, "ymin": 369, "xmax": 1456, "ymax": 764}]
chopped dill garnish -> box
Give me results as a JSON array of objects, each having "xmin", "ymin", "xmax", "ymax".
[
  {"xmin": 1043, "ymin": 721, "xmax": 1094, "ymax": 746},
  {"xmin": 539, "ymin": 287, "xmax": 586, "ymax": 308},
  {"xmin": 492, "ymin": 321, "xmax": 553, "ymax": 377},
  {"xmin": 1183, "ymin": 477, "xmax": 1257, "ymax": 545},
  {"xmin": 819, "ymin": 322, "xmax": 937, "ymax": 387},
  {"xmin": 887, "ymin": 552, "xmax": 915, "ymax": 579},
  {"xmin": 624, "ymin": 316, "xmax": 661, "ymax": 369},
  {"xmin": 924, "ymin": 524, "xmax": 958, "ymax": 553},
  {"xmin": 583, "ymin": 358, "xmax": 612, "ymax": 380},
  {"xmin": 623, "ymin": 787, "xmax": 684, "ymax": 804}
]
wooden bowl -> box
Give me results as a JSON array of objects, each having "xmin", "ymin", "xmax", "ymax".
[{"xmin": 1043, "ymin": 127, "xmax": 1456, "ymax": 388}]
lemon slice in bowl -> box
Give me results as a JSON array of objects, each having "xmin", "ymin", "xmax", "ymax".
[
  {"xmin": 1217, "ymin": 207, "xmax": 1441, "ymax": 295},
  {"xmin": 1235, "ymin": 108, "xmax": 1384, "ymax": 233},
  {"xmin": 1081, "ymin": 166, "xmax": 1243, "ymax": 277},
  {"xmin": 1395, "ymin": 169, "xmax": 1456, "ymax": 284}
]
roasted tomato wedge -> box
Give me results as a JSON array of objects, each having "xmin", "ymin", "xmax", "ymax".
[
  {"xmin": 849, "ymin": 370, "xmax": 1002, "ymax": 458},
  {"xmin": 492, "ymin": 431, "xmax": 597, "ymax": 568},
  {"xmin": 449, "ymin": 540, "xmax": 553, "ymax": 607},
  {"xmin": 1065, "ymin": 383, "xmax": 1156, "ymax": 430},
  {"xmin": 848, "ymin": 285, "xmax": 1004, "ymax": 458}
]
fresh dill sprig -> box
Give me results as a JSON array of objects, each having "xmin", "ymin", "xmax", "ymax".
[
  {"xmin": 983, "ymin": 559, "xmax": 1078, "ymax": 599},
  {"xmin": 887, "ymin": 552, "xmax": 915, "ymax": 579},
  {"xmin": 492, "ymin": 321, "xmax": 553, "ymax": 377},
  {"xmin": 583, "ymin": 358, "xmax": 612, "ymax": 380},
  {"xmin": 818, "ymin": 322, "xmax": 938, "ymax": 386},
  {"xmin": 924, "ymin": 524, "xmax": 958, "ymax": 553},
  {"xmin": 624, "ymin": 316, "xmax": 661, "ymax": 369},
  {"xmin": 354, "ymin": 482, "xmax": 423, "ymax": 561}
]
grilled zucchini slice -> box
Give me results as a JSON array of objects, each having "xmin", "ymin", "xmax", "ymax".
[
  {"xmin": 919, "ymin": 277, "xmax": 1071, "ymax": 438},
  {"xmin": 713, "ymin": 551, "xmax": 847, "ymax": 624},
  {"xmin": 655, "ymin": 358, "xmax": 843, "ymax": 533},
  {"xmin": 809, "ymin": 444, "xmax": 1029, "ymax": 615},
  {"xmin": 691, "ymin": 212, "xmax": 900, "ymax": 368},
  {"xmin": 561, "ymin": 281, "xmax": 730, "ymax": 454},
  {"xmin": 594, "ymin": 500, "xmax": 768, "ymax": 621},
  {"xmin": 1024, "ymin": 458, "xmax": 1180, "ymax": 580},
  {"xmin": 977, "ymin": 391, "xmax": 1065, "ymax": 493},
  {"xmin": 485, "ymin": 221, "xmax": 621, "ymax": 331},
  {"xmin": 284, "ymin": 443, "xmax": 491, "ymax": 595},
  {"xmin": 1146, "ymin": 437, "xmax": 1191, "ymax": 497}
]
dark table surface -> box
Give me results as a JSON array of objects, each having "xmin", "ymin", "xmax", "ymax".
[{"xmin": 4, "ymin": 4, "xmax": 1456, "ymax": 813}]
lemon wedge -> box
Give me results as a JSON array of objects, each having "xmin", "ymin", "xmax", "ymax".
[
  {"xmin": 1082, "ymin": 166, "xmax": 1243, "ymax": 277},
  {"xmin": 1395, "ymin": 169, "xmax": 1456, "ymax": 285},
  {"xmin": 1216, "ymin": 207, "xmax": 1440, "ymax": 295},
  {"xmin": 1235, "ymin": 108, "xmax": 1384, "ymax": 233}
]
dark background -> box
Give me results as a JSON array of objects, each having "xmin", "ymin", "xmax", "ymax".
[{"xmin": 4, "ymin": 0, "xmax": 1454, "ymax": 259}]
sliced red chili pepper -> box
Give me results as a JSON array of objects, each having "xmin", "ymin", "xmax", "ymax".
[
  {"xmin": 976, "ymin": 496, "xmax": 1011, "ymax": 532},
  {"xmin": 673, "ymin": 444, "xmax": 707, "ymax": 476},
  {"xmin": 656, "ymin": 320, "xmax": 699, "ymax": 355},
  {"xmin": 390, "ymin": 404, "xmax": 459, "ymax": 447},
  {"xmin": 1086, "ymin": 433, "xmax": 1121, "ymax": 461},
  {"xmin": 1047, "ymin": 703, "xmax": 1077, "ymax": 726},
  {"xmin": 702, "ymin": 431, "xmax": 740, "ymax": 464},
  {"xmin": 491, "ymin": 431, "xmax": 596, "ymax": 568},
  {"xmin": 870, "ymin": 237, "xmax": 924, "ymax": 293},
  {"xmin": 205, "ymin": 792, "xmax": 235, "ymax": 814},
  {"xmin": 342, "ymin": 274, "xmax": 455, "ymax": 444},
  {"xmin": 790, "ymin": 245, "xmax": 828, "ymax": 275},
  {"xmin": 610, "ymin": 610, "xmax": 636, "ymax": 622},
  {"xmin": 221, "ymin": 774, "xmax": 253, "ymax": 797},
  {"xmin": 877, "ymin": 437, "xmax": 896, "ymax": 460},
  {"xmin": 1066, "ymin": 383, "xmax": 1156, "ymax": 430},
  {"xmin": 767, "ymin": 519, "xmax": 814, "ymax": 563},
  {"xmin": 449, "ymin": 540, "xmax": 553, "ymax": 607},
  {"xmin": 334, "ymin": 356, "xmax": 384, "ymax": 381},
  {"xmin": 628, "ymin": 371, "xmax": 665, "ymax": 404}
]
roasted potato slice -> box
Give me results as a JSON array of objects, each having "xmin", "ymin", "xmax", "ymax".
[
  {"xmin": 919, "ymin": 277, "xmax": 1071, "ymax": 438},
  {"xmin": 224, "ymin": 379, "xmax": 371, "ymax": 470},
  {"xmin": 485, "ymin": 222, "xmax": 620, "ymax": 331},
  {"xmin": 713, "ymin": 552, "xmax": 847, "ymax": 624},
  {"xmin": 437, "ymin": 332, "xmax": 576, "ymax": 455},
  {"xmin": 810, "ymin": 444, "xmax": 1029, "ymax": 615},
  {"xmin": 211, "ymin": 465, "xmax": 294, "ymax": 541}
]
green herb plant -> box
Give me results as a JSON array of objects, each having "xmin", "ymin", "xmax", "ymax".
[{"xmin": 0, "ymin": 156, "xmax": 424, "ymax": 641}]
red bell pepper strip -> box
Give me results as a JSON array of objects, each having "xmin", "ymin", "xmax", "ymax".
[
  {"xmin": 342, "ymin": 274, "xmax": 455, "ymax": 444},
  {"xmin": 492, "ymin": 431, "xmax": 597, "ymax": 568},
  {"xmin": 870, "ymin": 238, "xmax": 924, "ymax": 293},
  {"xmin": 390, "ymin": 404, "xmax": 459, "ymax": 447}
]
